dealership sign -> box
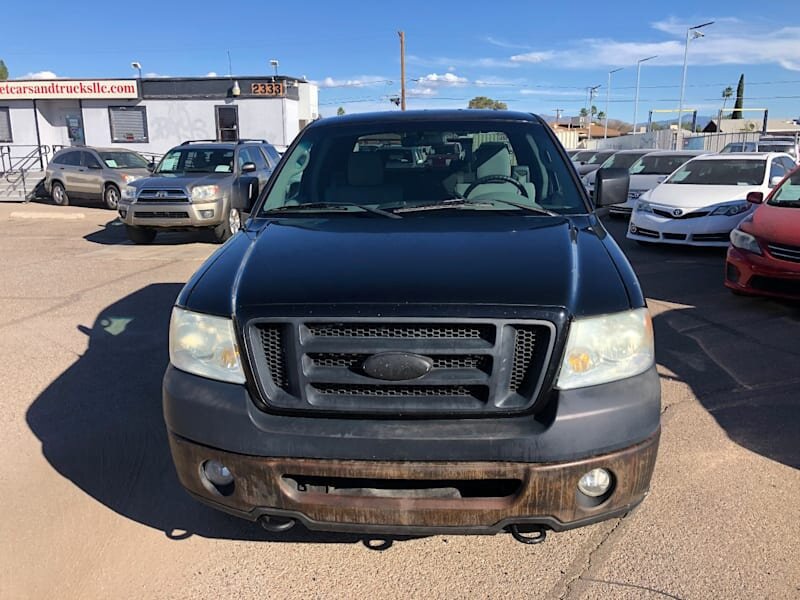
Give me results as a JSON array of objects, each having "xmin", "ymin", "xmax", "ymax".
[{"xmin": 0, "ymin": 79, "xmax": 139, "ymax": 100}]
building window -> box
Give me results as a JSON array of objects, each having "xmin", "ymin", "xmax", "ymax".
[
  {"xmin": 108, "ymin": 106, "xmax": 148, "ymax": 143},
  {"xmin": 0, "ymin": 107, "xmax": 12, "ymax": 142}
]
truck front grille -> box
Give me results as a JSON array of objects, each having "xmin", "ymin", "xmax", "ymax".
[
  {"xmin": 137, "ymin": 188, "xmax": 188, "ymax": 203},
  {"xmin": 247, "ymin": 318, "xmax": 555, "ymax": 417}
]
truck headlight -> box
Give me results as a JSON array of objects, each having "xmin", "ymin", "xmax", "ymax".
[
  {"xmin": 169, "ymin": 307, "xmax": 245, "ymax": 384},
  {"xmin": 556, "ymin": 308, "xmax": 654, "ymax": 390},
  {"xmin": 191, "ymin": 185, "xmax": 220, "ymax": 201},
  {"xmin": 122, "ymin": 185, "xmax": 137, "ymax": 200},
  {"xmin": 710, "ymin": 201, "xmax": 749, "ymax": 216},
  {"xmin": 729, "ymin": 228, "xmax": 762, "ymax": 255}
]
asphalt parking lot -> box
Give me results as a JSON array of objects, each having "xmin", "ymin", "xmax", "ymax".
[{"xmin": 1, "ymin": 202, "xmax": 798, "ymax": 599}]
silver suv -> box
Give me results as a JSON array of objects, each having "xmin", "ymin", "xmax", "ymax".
[
  {"xmin": 45, "ymin": 147, "xmax": 151, "ymax": 209},
  {"xmin": 117, "ymin": 140, "xmax": 279, "ymax": 244}
]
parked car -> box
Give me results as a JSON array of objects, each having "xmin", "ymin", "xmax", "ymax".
[
  {"xmin": 117, "ymin": 139, "xmax": 280, "ymax": 244},
  {"xmin": 726, "ymin": 166, "xmax": 800, "ymax": 299},
  {"xmin": 582, "ymin": 150, "xmax": 652, "ymax": 197},
  {"xmin": 627, "ymin": 153, "xmax": 797, "ymax": 246},
  {"xmin": 574, "ymin": 150, "xmax": 616, "ymax": 177},
  {"xmin": 163, "ymin": 110, "xmax": 660, "ymax": 542},
  {"xmin": 720, "ymin": 138, "xmax": 799, "ymax": 162},
  {"xmin": 609, "ymin": 150, "xmax": 707, "ymax": 216},
  {"xmin": 44, "ymin": 147, "xmax": 151, "ymax": 209},
  {"xmin": 570, "ymin": 149, "xmax": 597, "ymax": 164},
  {"xmin": 565, "ymin": 149, "xmax": 580, "ymax": 159}
]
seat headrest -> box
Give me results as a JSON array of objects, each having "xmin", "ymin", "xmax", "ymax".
[
  {"xmin": 348, "ymin": 152, "xmax": 384, "ymax": 186},
  {"xmin": 475, "ymin": 143, "xmax": 511, "ymax": 179}
]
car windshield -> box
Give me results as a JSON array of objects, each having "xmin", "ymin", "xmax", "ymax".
[
  {"xmin": 98, "ymin": 151, "xmax": 149, "ymax": 169},
  {"xmin": 258, "ymin": 119, "xmax": 586, "ymax": 217},
  {"xmin": 769, "ymin": 170, "xmax": 800, "ymax": 205},
  {"xmin": 156, "ymin": 148, "xmax": 235, "ymax": 174},
  {"xmin": 572, "ymin": 150, "xmax": 596, "ymax": 162},
  {"xmin": 587, "ymin": 151, "xmax": 614, "ymax": 165},
  {"xmin": 601, "ymin": 152, "xmax": 647, "ymax": 170},
  {"xmin": 629, "ymin": 154, "xmax": 695, "ymax": 175},
  {"xmin": 759, "ymin": 143, "xmax": 795, "ymax": 156},
  {"xmin": 665, "ymin": 159, "xmax": 766, "ymax": 186}
]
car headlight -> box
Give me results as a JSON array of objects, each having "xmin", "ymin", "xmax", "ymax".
[
  {"xmin": 556, "ymin": 308, "xmax": 654, "ymax": 390},
  {"xmin": 729, "ymin": 228, "xmax": 762, "ymax": 255},
  {"xmin": 710, "ymin": 201, "xmax": 750, "ymax": 216},
  {"xmin": 122, "ymin": 174, "xmax": 141, "ymax": 184},
  {"xmin": 169, "ymin": 307, "xmax": 245, "ymax": 384},
  {"xmin": 122, "ymin": 185, "xmax": 137, "ymax": 200},
  {"xmin": 636, "ymin": 201, "xmax": 654, "ymax": 213},
  {"xmin": 191, "ymin": 185, "xmax": 221, "ymax": 201}
]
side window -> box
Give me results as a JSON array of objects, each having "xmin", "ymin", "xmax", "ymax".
[
  {"xmin": 60, "ymin": 152, "xmax": 81, "ymax": 166},
  {"xmin": 781, "ymin": 157, "xmax": 797, "ymax": 172},
  {"xmin": 237, "ymin": 148, "xmax": 255, "ymax": 170},
  {"xmin": 769, "ymin": 159, "xmax": 786, "ymax": 181},
  {"xmin": 82, "ymin": 152, "xmax": 101, "ymax": 169},
  {"xmin": 0, "ymin": 107, "xmax": 12, "ymax": 142},
  {"xmin": 248, "ymin": 146, "xmax": 268, "ymax": 170}
]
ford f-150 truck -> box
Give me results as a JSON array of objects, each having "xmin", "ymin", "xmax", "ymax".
[{"xmin": 163, "ymin": 110, "xmax": 660, "ymax": 544}]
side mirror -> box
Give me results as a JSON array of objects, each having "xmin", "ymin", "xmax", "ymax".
[
  {"xmin": 746, "ymin": 191, "xmax": 764, "ymax": 204},
  {"xmin": 146, "ymin": 162, "xmax": 155, "ymax": 172},
  {"xmin": 769, "ymin": 176, "xmax": 783, "ymax": 188},
  {"xmin": 241, "ymin": 162, "xmax": 257, "ymax": 174},
  {"xmin": 594, "ymin": 168, "xmax": 630, "ymax": 208}
]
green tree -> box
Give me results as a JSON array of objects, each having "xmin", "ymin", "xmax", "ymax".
[
  {"xmin": 336, "ymin": 106, "xmax": 345, "ymax": 116},
  {"xmin": 597, "ymin": 110, "xmax": 606, "ymax": 122},
  {"xmin": 0, "ymin": 60, "xmax": 8, "ymax": 81},
  {"xmin": 732, "ymin": 74, "xmax": 744, "ymax": 120},
  {"xmin": 467, "ymin": 96, "xmax": 508, "ymax": 110},
  {"xmin": 721, "ymin": 86, "xmax": 733, "ymax": 118},
  {"xmin": 578, "ymin": 107, "xmax": 588, "ymax": 117}
]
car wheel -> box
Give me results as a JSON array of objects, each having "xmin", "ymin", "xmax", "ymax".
[
  {"xmin": 213, "ymin": 207, "xmax": 242, "ymax": 243},
  {"xmin": 51, "ymin": 182, "xmax": 69, "ymax": 206},
  {"xmin": 125, "ymin": 225, "xmax": 156, "ymax": 245},
  {"xmin": 103, "ymin": 184, "xmax": 121, "ymax": 210}
]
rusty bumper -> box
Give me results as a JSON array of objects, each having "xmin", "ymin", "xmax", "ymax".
[{"xmin": 169, "ymin": 429, "xmax": 660, "ymax": 535}]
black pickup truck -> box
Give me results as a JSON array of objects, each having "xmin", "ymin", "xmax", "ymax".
[{"xmin": 163, "ymin": 110, "xmax": 660, "ymax": 543}]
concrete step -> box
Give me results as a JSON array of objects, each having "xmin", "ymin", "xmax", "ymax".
[{"xmin": 0, "ymin": 172, "xmax": 45, "ymax": 202}]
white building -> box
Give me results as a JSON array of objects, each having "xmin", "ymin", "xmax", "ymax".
[{"xmin": 0, "ymin": 75, "xmax": 319, "ymax": 160}]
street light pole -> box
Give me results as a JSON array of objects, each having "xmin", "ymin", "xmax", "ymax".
[
  {"xmin": 677, "ymin": 21, "xmax": 713, "ymax": 140},
  {"xmin": 605, "ymin": 68, "xmax": 622, "ymax": 139},
  {"xmin": 633, "ymin": 55, "xmax": 657, "ymax": 135}
]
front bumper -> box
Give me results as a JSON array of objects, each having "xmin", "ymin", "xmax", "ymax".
[
  {"xmin": 627, "ymin": 210, "xmax": 745, "ymax": 247},
  {"xmin": 163, "ymin": 365, "xmax": 661, "ymax": 533},
  {"xmin": 725, "ymin": 246, "xmax": 800, "ymax": 300},
  {"xmin": 117, "ymin": 198, "xmax": 224, "ymax": 228}
]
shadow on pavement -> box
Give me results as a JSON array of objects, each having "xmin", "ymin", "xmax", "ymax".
[
  {"xmin": 604, "ymin": 218, "xmax": 800, "ymax": 469},
  {"xmin": 25, "ymin": 283, "xmax": 414, "ymax": 547},
  {"xmin": 84, "ymin": 218, "xmax": 218, "ymax": 246}
]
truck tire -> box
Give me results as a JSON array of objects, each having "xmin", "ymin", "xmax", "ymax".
[
  {"xmin": 125, "ymin": 225, "xmax": 156, "ymax": 245},
  {"xmin": 51, "ymin": 181, "xmax": 69, "ymax": 206},
  {"xmin": 213, "ymin": 207, "xmax": 242, "ymax": 244}
]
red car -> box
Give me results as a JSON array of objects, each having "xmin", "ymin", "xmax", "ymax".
[{"xmin": 725, "ymin": 167, "xmax": 800, "ymax": 299}]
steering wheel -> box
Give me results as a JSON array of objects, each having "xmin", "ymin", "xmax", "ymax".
[{"xmin": 463, "ymin": 175, "xmax": 529, "ymax": 199}]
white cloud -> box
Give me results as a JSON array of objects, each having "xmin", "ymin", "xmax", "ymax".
[
  {"xmin": 407, "ymin": 87, "xmax": 438, "ymax": 97},
  {"xmin": 416, "ymin": 72, "xmax": 468, "ymax": 86},
  {"xmin": 510, "ymin": 51, "xmax": 555, "ymax": 64},
  {"xmin": 144, "ymin": 72, "xmax": 170, "ymax": 78},
  {"xmin": 315, "ymin": 75, "xmax": 391, "ymax": 88},
  {"xmin": 484, "ymin": 36, "xmax": 531, "ymax": 50},
  {"xmin": 19, "ymin": 70, "xmax": 59, "ymax": 80},
  {"xmin": 205, "ymin": 71, "xmax": 218, "ymax": 77}
]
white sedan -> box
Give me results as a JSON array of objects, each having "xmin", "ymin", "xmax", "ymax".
[{"xmin": 627, "ymin": 153, "xmax": 797, "ymax": 247}]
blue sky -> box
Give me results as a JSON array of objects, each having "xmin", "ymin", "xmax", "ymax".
[{"xmin": 3, "ymin": 0, "xmax": 799, "ymax": 121}]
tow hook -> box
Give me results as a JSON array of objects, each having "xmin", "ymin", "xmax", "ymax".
[
  {"xmin": 259, "ymin": 515, "xmax": 296, "ymax": 533},
  {"xmin": 509, "ymin": 524, "xmax": 547, "ymax": 545}
]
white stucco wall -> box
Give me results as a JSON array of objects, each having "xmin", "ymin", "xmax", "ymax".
[
  {"xmin": 3, "ymin": 101, "xmax": 39, "ymax": 146},
  {"xmin": 297, "ymin": 82, "xmax": 319, "ymax": 122}
]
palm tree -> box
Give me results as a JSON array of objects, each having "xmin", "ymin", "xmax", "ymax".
[{"xmin": 721, "ymin": 86, "xmax": 734, "ymax": 119}]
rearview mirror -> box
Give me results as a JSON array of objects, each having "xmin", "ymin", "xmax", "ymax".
[
  {"xmin": 146, "ymin": 161, "xmax": 155, "ymax": 172},
  {"xmin": 241, "ymin": 162, "xmax": 257, "ymax": 174},
  {"xmin": 746, "ymin": 191, "xmax": 764, "ymax": 204},
  {"xmin": 594, "ymin": 168, "xmax": 630, "ymax": 208}
]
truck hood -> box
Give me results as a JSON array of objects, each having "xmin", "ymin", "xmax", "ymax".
[
  {"xmin": 644, "ymin": 183, "xmax": 764, "ymax": 210},
  {"xmin": 129, "ymin": 172, "xmax": 230, "ymax": 189},
  {"xmin": 184, "ymin": 216, "xmax": 631, "ymax": 317}
]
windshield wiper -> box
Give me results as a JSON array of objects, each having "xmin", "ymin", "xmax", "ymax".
[
  {"xmin": 395, "ymin": 197, "xmax": 560, "ymax": 216},
  {"xmin": 263, "ymin": 202, "xmax": 401, "ymax": 219}
]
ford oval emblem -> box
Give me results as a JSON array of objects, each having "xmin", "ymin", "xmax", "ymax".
[{"xmin": 362, "ymin": 352, "xmax": 433, "ymax": 381}]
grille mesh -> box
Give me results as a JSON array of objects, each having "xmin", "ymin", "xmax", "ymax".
[
  {"xmin": 307, "ymin": 323, "xmax": 493, "ymax": 340},
  {"xmin": 309, "ymin": 353, "xmax": 490, "ymax": 371},
  {"xmin": 509, "ymin": 327, "xmax": 538, "ymax": 391},
  {"xmin": 768, "ymin": 243, "xmax": 800, "ymax": 263},
  {"xmin": 312, "ymin": 384, "xmax": 484, "ymax": 398},
  {"xmin": 258, "ymin": 326, "xmax": 287, "ymax": 389}
]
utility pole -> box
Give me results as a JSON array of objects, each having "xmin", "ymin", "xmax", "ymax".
[
  {"xmin": 554, "ymin": 108, "xmax": 563, "ymax": 125},
  {"xmin": 586, "ymin": 85, "xmax": 600, "ymax": 143},
  {"xmin": 633, "ymin": 55, "xmax": 657, "ymax": 135},
  {"xmin": 398, "ymin": 31, "xmax": 406, "ymax": 111},
  {"xmin": 605, "ymin": 68, "xmax": 623, "ymax": 139}
]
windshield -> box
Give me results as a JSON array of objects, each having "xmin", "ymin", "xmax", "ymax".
[
  {"xmin": 665, "ymin": 159, "xmax": 766, "ymax": 186},
  {"xmin": 572, "ymin": 150, "xmax": 596, "ymax": 162},
  {"xmin": 587, "ymin": 151, "xmax": 614, "ymax": 165},
  {"xmin": 759, "ymin": 143, "xmax": 795, "ymax": 156},
  {"xmin": 601, "ymin": 152, "xmax": 647, "ymax": 170},
  {"xmin": 258, "ymin": 119, "xmax": 586, "ymax": 217},
  {"xmin": 630, "ymin": 154, "xmax": 695, "ymax": 175},
  {"xmin": 98, "ymin": 151, "xmax": 149, "ymax": 169},
  {"xmin": 769, "ymin": 170, "xmax": 800, "ymax": 205},
  {"xmin": 156, "ymin": 148, "xmax": 235, "ymax": 174}
]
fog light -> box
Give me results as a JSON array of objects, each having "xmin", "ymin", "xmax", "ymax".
[
  {"xmin": 578, "ymin": 468, "xmax": 612, "ymax": 498},
  {"xmin": 202, "ymin": 460, "xmax": 233, "ymax": 486},
  {"xmin": 200, "ymin": 209, "xmax": 214, "ymax": 218},
  {"xmin": 629, "ymin": 224, "xmax": 637, "ymax": 233}
]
